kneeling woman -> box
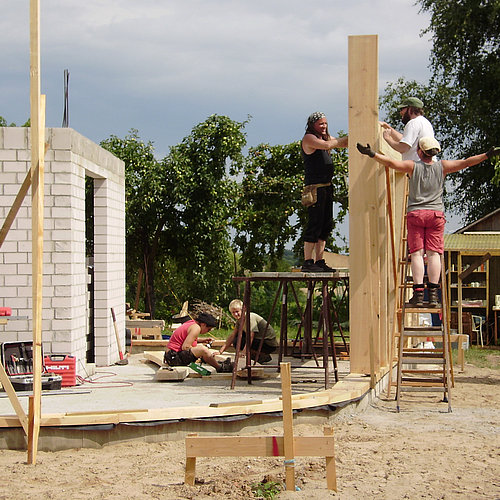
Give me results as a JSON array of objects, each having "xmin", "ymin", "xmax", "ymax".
[{"xmin": 164, "ymin": 312, "xmax": 233, "ymax": 372}]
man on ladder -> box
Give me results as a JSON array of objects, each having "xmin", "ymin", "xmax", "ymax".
[{"xmin": 357, "ymin": 138, "xmax": 500, "ymax": 307}]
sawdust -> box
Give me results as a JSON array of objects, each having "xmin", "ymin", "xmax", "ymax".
[{"xmin": 0, "ymin": 363, "xmax": 497, "ymax": 499}]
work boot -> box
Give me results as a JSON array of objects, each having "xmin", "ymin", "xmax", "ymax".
[
  {"xmin": 217, "ymin": 357, "xmax": 234, "ymax": 373},
  {"xmin": 301, "ymin": 259, "xmax": 324, "ymax": 273},
  {"xmin": 427, "ymin": 283, "xmax": 441, "ymax": 307},
  {"xmin": 408, "ymin": 284, "xmax": 425, "ymax": 307},
  {"xmin": 314, "ymin": 259, "xmax": 336, "ymax": 273},
  {"xmin": 257, "ymin": 353, "xmax": 272, "ymax": 364}
]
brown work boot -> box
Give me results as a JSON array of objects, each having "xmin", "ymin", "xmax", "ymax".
[
  {"xmin": 427, "ymin": 283, "xmax": 441, "ymax": 307},
  {"xmin": 408, "ymin": 285, "xmax": 425, "ymax": 307}
]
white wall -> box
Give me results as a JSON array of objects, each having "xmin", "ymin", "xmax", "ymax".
[{"xmin": 0, "ymin": 127, "xmax": 125, "ymax": 369}]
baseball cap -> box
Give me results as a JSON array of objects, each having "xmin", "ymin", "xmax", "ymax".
[
  {"xmin": 397, "ymin": 97, "xmax": 424, "ymax": 110},
  {"xmin": 419, "ymin": 136, "xmax": 441, "ymax": 156},
  {"xmin": 196, "ymin": 312, "xmax": 218, "ymax": 328}
]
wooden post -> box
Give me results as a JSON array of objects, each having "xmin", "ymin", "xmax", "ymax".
[
  {"xmin": 280, "ymin": 362, "xmax": 295, "ymax": 491},
  {"xmin": 348, "ymin": 35, "xmax": 380, "ymax": 374},
  {"xmin": 27, "ymin": 0, "xmax": 44, "ymax": 465},
  {"xmin": 185, "ymin": 433, "xmax": 198, "ymax": 486},
  {"xmin": 323, "ymin": 426, "xmax": 337, "ymax": 491}
]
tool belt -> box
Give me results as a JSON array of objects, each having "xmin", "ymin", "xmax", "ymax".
[{"xmin": 301, "ymin": 182, "xmax": 331, "ymax": 207}]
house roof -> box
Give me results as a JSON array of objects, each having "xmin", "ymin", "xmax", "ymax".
[
  {"xmin": 454, "ymin": 207, "xmax": 500, "ymax": 233},
  {"xmin": 444, "ymin": 233, "xmax": 500, "ymax": 253}
]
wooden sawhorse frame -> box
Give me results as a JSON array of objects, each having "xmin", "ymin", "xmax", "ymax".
[{"xmin": 231, "ymin": 272, "xmax": 348, "ymax": 389}]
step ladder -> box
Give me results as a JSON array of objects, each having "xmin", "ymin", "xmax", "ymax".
[{"xmin": 386, "ymin": 180, "xmax": 453, "ymax": 412}]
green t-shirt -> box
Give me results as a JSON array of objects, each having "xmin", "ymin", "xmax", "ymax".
[{"xmin": 239, "ymin": 312, "xmax": 278, "ymax": 347}]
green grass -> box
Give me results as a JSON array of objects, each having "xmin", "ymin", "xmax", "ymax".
[{"xmin": 453, "ymin": 346, "xmax": 500, "ymax": 370}]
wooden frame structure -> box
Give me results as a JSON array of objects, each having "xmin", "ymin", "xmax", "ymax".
[
  {"xmin": 185, "ymin": 363, "xmax": 337, "ymax": 491},
  {"xmin": 231, "ymin": 273, "xmax": 348, "ymax": 389},
  {"xmin": 0, "ymin": 34, "xmax": 406, "ymax": 451}
]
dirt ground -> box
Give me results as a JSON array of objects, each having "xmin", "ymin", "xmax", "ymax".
[{"xmin": 0, "ymin": 360, "xmax": 498, "ymax": 499}]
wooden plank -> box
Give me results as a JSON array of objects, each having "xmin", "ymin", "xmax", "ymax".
[
  {"xmin": 185, "ymin": 435, "xmax": 336, "ymax": 458},
  {"xmin": 458, "ymin": 252, "xmax": 491, "ymax": 280},
  {"xmin": 280, "ymin": 362, "xmax": 295, "ymax": 491},
  {"xmin": 0, "ymin": 362, "xmax": 28, "ymax": 434},
  {"xmin": 27, "ymin": 0, "xmax": 44, "ymax": 464},
  {"xmin": 0, "ymin": 143, "xmax": 48, "ymax": 249},
  {"xmin": 323, "ymin": 426, "xmax": 337, "ymax": 491},
  {"xmin": 348, "ymin": 35, "xmax": 380, "ymax": 375}
]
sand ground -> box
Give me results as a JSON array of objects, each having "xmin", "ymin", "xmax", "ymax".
[{"xmin": 0, "ymin": 358, "xmax": 498, "ymax": 499}]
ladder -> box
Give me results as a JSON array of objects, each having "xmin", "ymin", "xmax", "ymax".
[{"xmin": 387, "ymin": 180, "xmax": 453, "ymax": 412}]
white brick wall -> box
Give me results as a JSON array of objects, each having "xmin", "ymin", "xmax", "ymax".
[{"xmin": 0, "ymin": 127, "xmax": 125, "ymax": 370}]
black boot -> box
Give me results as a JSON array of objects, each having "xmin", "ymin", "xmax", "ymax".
[
  {"xmin": 427, "ymin": 282, "xmax": 441, "ymax": 307},
  {"xmin": 301, "ymin": 259, "xmax": 324, "ymax": 272},
  {"xmin": 315, "ymin": 259, "xmax": 336, "ymax": 272},
  {"xmin": 408, "ymin": 284, "xmax": 425, "ymax": 307}
]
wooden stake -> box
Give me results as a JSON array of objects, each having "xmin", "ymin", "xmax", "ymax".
[
  {"xmin": 323, "ymin": 426, "xmax": 337, "ymax": 491},
  {"xmin": 280, "ymin": 362, "xmax": 295, "ymax": 491},
  {"xmin": 27, "ymin": 0, "xmax": 44, "ymax": 465}
]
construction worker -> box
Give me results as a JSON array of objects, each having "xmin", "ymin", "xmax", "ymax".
[
  {"xmin": 356, "ymin": 137, "xmax": 500, "ymax": 306},
  {"xmin": 219, "ymin": 299, "xmax": 278, "ymax": 363},
  {"xmin": 164, "ymin": 312, "xmax": 233, "ymax": 372},
  {"xmin": 300, "ymin": 111, "xmax": 348, "ymax": 272},
  {"xmin": 379, "ymin": 96, "xmax": 434, "ymax": 162}
]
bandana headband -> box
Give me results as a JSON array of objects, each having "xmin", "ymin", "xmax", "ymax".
[{"xmin": 307, "ymin": 111, "xmax": 326, "ymax": 126}]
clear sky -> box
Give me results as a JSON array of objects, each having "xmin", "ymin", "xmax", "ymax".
[{"xmin": 1, "ymin": 1, "xmax": 461, "ymax": 234}]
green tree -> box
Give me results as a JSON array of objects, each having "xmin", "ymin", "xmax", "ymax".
[
  {"xmin": 233, "ymin": 140, "xmax": 348, "ymax": 272},
  {"xmin": 0, "ymin": 116, "xmax": 30, "ymax": 127},
  {"xmin": 101, "ymin": 129, "xmax": 175, "ymax": 317},
  {"xmin": 163, "ymin": 114, "xmax": 247, "ymax": 304},
  {"xmin": 381, "ymin": 0, "xmax": 500, "ymax": 223}
]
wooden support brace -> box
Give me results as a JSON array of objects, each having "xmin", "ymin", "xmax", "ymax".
[
  {"xmin": 0, "ymin": 362, "xmax": 28, "ymax": 434},
  {"xmin": 458, "ymin": 252, "xmax": 491, "ymax": 281}
]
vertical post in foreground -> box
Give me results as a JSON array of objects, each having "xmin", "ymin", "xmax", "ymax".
[
  {"xmin": 348, "ymin": 35, "xmax": 381, "ymax": 375},
  {"xmin": 280, "ymin": 362, "xmax": 295, "ymax": 491},
  {"xmin": 27, "ymin": 0, "xmax": 45, "ymax": 464}
]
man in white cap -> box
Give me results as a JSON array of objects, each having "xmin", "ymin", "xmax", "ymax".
[
  {"xmin": 379, "ymin": 97, "xmax": 434, "ymax": 161},
  {"xmin": 356, "ymin": 138, "xmax": 500, "ymax": 307}
]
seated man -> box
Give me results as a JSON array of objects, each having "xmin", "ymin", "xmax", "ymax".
[
  {"xmin": 219, "ymin": 299, "xmax": 278, "ymax": 363},
  {"xmin": 164, "ymin": 312, "xmax": 233, "ymax": 372}
]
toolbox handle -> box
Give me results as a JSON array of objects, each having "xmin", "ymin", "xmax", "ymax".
[{"xmin": 45, "ymin": 354, "xmax": 72, "ymax": 361}]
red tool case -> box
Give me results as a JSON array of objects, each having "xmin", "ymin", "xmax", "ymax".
[
  {"xmin": 44, "ymin": 355, "xmax": 76, "ymax": 387},
  {"xmin": 0, "ymin": 341, "xmax": 62, "ymax": 391}
]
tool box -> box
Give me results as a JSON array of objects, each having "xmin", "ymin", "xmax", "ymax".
[
  {"xmin": 0, "ymin": 341, "xmax": 62, "ymax": 392},
  {"xmin": 44, "ymin": 355, "xmax": 76, "ymax": 387}
]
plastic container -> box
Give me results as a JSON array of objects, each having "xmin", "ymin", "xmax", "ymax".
[{"xmin": 44, "ymin": 355, "xmax": 77, "ymax": 387}]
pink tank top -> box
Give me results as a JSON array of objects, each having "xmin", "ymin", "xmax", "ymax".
[{"xmin": 167, "ymin": 320, "xmax": 198, "ymax": 351}]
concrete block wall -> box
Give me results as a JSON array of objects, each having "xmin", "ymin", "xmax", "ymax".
[{"xmin": 0, "ymin": 127, "xmax": 125, "ymax": 368}]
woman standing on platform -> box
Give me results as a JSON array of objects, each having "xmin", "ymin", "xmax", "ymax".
[{"xmin": 301, "ymin": 112, "xmax": 348, "ymax": 272}]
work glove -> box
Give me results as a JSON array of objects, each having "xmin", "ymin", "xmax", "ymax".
[
  {"xmin": 486, "ymin": 146, "xmax": 500, "ymax": 159},
  {"xmin": 356, "ymin": 143, "xmax": 376, "ymax": 158}
]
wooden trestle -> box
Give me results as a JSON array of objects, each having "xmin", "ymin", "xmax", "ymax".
[{"xmin": 231, "ymin": 272, "xmax": 349, "ymax": 389}]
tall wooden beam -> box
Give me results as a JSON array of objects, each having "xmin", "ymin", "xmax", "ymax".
[
  {"xmin": 27, "ymin": 0, "xmax": 44, "ymax": 465},
  {"xmin": 347, "ymin": 35, "xmax": 381, "ymax": 374}
]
